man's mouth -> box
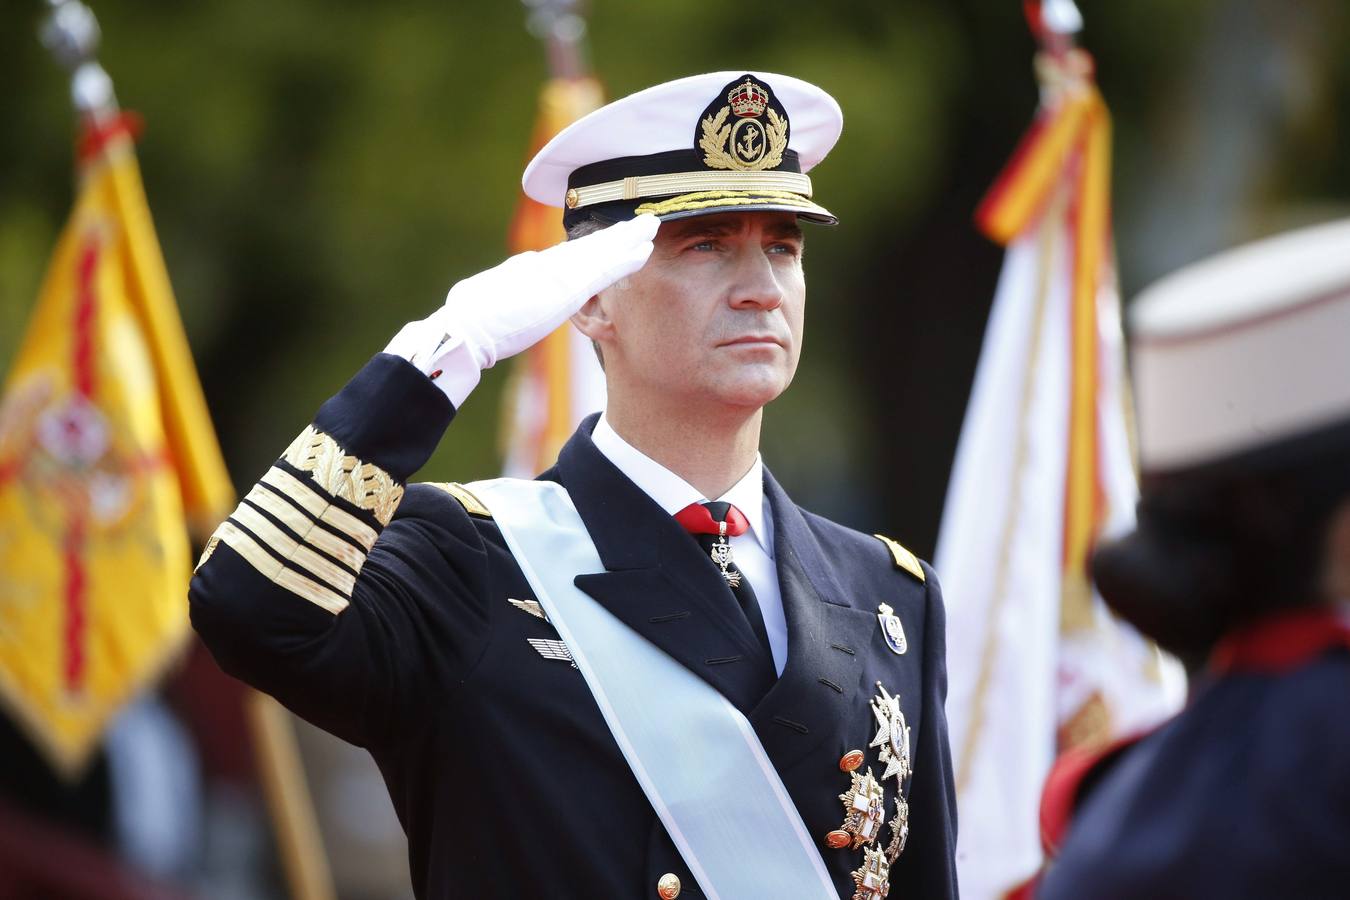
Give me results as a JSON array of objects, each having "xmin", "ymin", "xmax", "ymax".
[{"xmin": 720, "ymin": 334, "xmax": 782, "ymax": 347}]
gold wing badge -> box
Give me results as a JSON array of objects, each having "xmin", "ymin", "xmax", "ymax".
[
  {"xmin": 508, "ymin": 598, "xmax": 550, "ymax": 623},
  {"xmin": 508, "ymin": 598, "xmax": 573, "ymax": 667}
]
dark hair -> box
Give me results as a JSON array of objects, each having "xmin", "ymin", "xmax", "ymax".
[
  {"xmin": 566, "ymin": 216, "xmax": 609, "ymax": 367},
  {"xmin": 1093, "ymin": 420, "xmax": 1350, "ymax": 666},
  {"xmin": 565, "ymin": 217, "xmax": 607, "ymax": 241}
]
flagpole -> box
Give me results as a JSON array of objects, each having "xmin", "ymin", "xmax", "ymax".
[
  {"xmin": 941, "ymin": 3, "xmax": 1183, "ymax": 895},
  {"xmin": 1031, "ymin": 0, "xmax": 1083, "ymax": 52},
  {"xmin": 501, "ymin": 0, "xmax": 605, "ymax": 476},
  {"xmin": 524, "ymin": 0, "xmax": 590, "ymax": 80},
  {"xmin": 37, "ymin": 7, "xmax": 335, "ymax": 898},
  {"xmin": 39, "ymin": 0, "xmax": 117, "ymax": 125}
]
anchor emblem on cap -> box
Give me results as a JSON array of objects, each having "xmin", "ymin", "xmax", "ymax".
[{"xmin": 698, "ymin": 75, "xmax": 788, "ymax": 172}]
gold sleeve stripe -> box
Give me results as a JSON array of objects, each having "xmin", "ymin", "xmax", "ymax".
[
  {"xmin": 195, "ymin": 536, "xmax": 220, "ymax": 573},
  {"xmin": 231, "ymin": 505, "xmax": 357, "ymax": 597},
  {"xmin": 873, "ymin": 534, "xmax": 926, "ymax": 583},
  {"xmin": 282, "ymin": 425, "xmax": 404, "ymax": 526},
  {"xmin": 245, "ymin": 485, "xmax": 367, "ymax": 573},
  {"xmin": 262, "ymin": 467, "xmax": 378, "ymax": 551},
  {"xmin": 215, "ymin": 521, "xmax": 349, "ymax": 614}
]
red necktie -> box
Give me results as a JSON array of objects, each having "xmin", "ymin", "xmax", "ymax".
[
  {"xmin": 675, "ymin": 501, "xmax": 772, "ymax": 662},
  {"xmin": 674, "ymin": 501, "xmax": 749, "ymax": 537}
]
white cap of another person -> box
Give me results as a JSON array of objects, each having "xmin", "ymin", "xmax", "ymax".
[
  {"xmin": 1130, "ymin": 217, "xmax": 1350, "ymax": 473},
  {"xmin": 522, "ymin": 71, "xmax": 843, "ymax": 231}
]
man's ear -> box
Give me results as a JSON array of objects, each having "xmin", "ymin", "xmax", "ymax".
[{"xmin": 570, "ymin": 292, "xmax": 615, "ymax": 343}]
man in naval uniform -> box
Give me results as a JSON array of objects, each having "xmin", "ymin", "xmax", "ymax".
[{"xmin": 189, "ymin": 72, "xmax": 958, "ymax": 900}]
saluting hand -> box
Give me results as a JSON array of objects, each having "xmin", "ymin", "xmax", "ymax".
[{"xmin": 385, "ymin": 213, "xmax": 658, "ymax": 406}]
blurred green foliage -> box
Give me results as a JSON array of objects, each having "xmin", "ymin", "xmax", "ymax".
[{"xmin": 3, "ymin": 0, "xmax": 1348, "ymax": 552}]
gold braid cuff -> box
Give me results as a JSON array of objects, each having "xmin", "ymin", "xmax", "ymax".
[{"xmin": 282, "ymin": 425, "xmax": 405, "ymax": 526}]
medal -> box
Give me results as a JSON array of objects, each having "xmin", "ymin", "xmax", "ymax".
[
  {"xmin": 850, "ymin": 847, "xmax": 891, "ymax": 900},
  {"xmin": 884, "ymin": 797, "xmax": 909, "ymax": 865},
  {"xmin": 877, "ymin": 603, "xmax": 907, "ymax": 655},
  {"xmin": 836, "ymin": 767, "xmax": 887, "ymax": 850},
  {"xmin": 709, "ymin": 520, "xmax": 742, "ymax": 588},
  {"xmin": 869, "ymin": 682, "xmax": 911, "ymax": 783}
]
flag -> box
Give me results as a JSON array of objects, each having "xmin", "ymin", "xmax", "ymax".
[
  {"xmin": 935, "ymin": 48, "xmax": 1185, "ymax": 898},
  {"xmin": 0, "ymin": 113, "xmax": 233, "ymax": 775},
  {"xmin": 500, "ymin": 76, "xmax": 607, "ymax": 477}
]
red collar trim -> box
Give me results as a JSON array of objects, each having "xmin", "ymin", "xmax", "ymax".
[
  {"xmin": 1039, "ymin": 730, "xmax": 1149, "ymax": 859},
  {"xmin": 1208, "ymin": 607, "xmax": 1350, "ymax": 676}
]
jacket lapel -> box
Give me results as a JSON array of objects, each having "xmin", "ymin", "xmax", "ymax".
[
  {"xmin": 557, "ymin": 416, "xmax": 775, "ymax": 714},
  {"xmin": 749, "ymin": 468, "xmax": 877, "ymax": 772}
]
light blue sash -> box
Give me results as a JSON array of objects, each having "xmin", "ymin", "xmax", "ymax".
[{"xmin": 469, "ymin": 478, "xmax": 837, "ymax": 900}]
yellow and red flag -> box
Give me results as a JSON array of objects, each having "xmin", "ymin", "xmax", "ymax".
[
  {"xmin": 500, "ymin": 76, "xmax": 607, "ymax": 477},
  {"xmin": 935, "ymin": 45, "xmax": 1186, "ymax": 898},
  {"xmin": 0, "ymin": 114, "xmax": 233, "ymax": 775}
]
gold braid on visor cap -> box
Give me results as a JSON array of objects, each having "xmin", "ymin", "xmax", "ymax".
[
  {"xmin": 565, "ymin": 170, "xmax": 813, "ymax": 209},
  {"xmin": 635, "ymin": 190, "xmax": 824, "ymax": 216}
]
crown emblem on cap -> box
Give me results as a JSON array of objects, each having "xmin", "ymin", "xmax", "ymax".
[
  {"xmin": 699, "ymin": 75, "xmax": 788, "ymax": 172},
  {"xmin": 727, "ymin": 78, "xmax": 769, "ymax": 117}
]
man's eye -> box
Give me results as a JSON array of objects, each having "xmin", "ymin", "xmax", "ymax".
[
  {"xmin": 690, "ymin": 240, "xmax": 717, "ymax": 251},
  {"xmin": 769, "ymin": 243, "xmax": 801, "ymax": 256}
]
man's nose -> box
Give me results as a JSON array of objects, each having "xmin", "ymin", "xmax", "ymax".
[{"xmin": 726, "ymin": 246, "xmax": 785, "ymax": 311}]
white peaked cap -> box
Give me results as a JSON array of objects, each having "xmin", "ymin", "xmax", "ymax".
[
  {"xmin": 522, "ymin": 71, "xmax": 843, "ymax": 227},
  {"xmin": 1131, "ymin": 218, "xmax": 1350, "ymax": 471}
]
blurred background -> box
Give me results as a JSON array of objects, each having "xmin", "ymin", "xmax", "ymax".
[{"xmin": 1, "ymin": 0, "xmax": 1347, "ymax": 897}]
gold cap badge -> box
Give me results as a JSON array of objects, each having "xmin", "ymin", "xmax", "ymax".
[{"xmin": 697, "ymin": 74, "xmax": 789, "ymax": 172}]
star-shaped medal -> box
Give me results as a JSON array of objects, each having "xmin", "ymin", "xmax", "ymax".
[
  {"xmin": 836, "ymin": 767, "xmax": 887, "ymax": 850},
  {"xmin": 850, "ymin": 846, "xmax": 891, "ymax": 900},
  {"xmin": 868, "ymin": 682, "xmax": 912, "ymax": 783},
  {"xmin": 885, "ymin": 796, "xmax": 909, "ymax": 864}
]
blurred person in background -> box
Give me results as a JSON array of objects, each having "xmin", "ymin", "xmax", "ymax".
[
  {"xmin": 187, "ymin": 71, "xmax": 958, "ymax": 899},
  {"xmin": 1037, "ymin": 218, "xmax": 1350, "ymax": 899}
]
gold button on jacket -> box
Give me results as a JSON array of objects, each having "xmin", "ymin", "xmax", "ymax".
[{"xmin": 656, "ymin": 872, "xmax": 681, "ymax": 898}]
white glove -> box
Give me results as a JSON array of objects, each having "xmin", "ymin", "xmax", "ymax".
[{"xmin": 386, "ymin": 214, "xmax": 658, "ymax": 407}]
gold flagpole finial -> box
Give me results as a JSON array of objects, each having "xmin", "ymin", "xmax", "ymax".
[{"xmin": 1040, "ymin": 0, "xmax": 1083, "ymax": 37}]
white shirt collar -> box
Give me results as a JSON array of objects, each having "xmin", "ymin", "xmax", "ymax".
[{"xmin": 591, "ymin": 414, "xmax": 771, "ymax": 552}]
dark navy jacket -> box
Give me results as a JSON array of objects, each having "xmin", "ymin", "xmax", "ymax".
[
  {"xmin": 1039, "ymin": 647, "xmax": 1350, "ymax": 900},
  {"xmin": 189, "ymin": 354, "xmax": 958, "ymax": 899}
]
